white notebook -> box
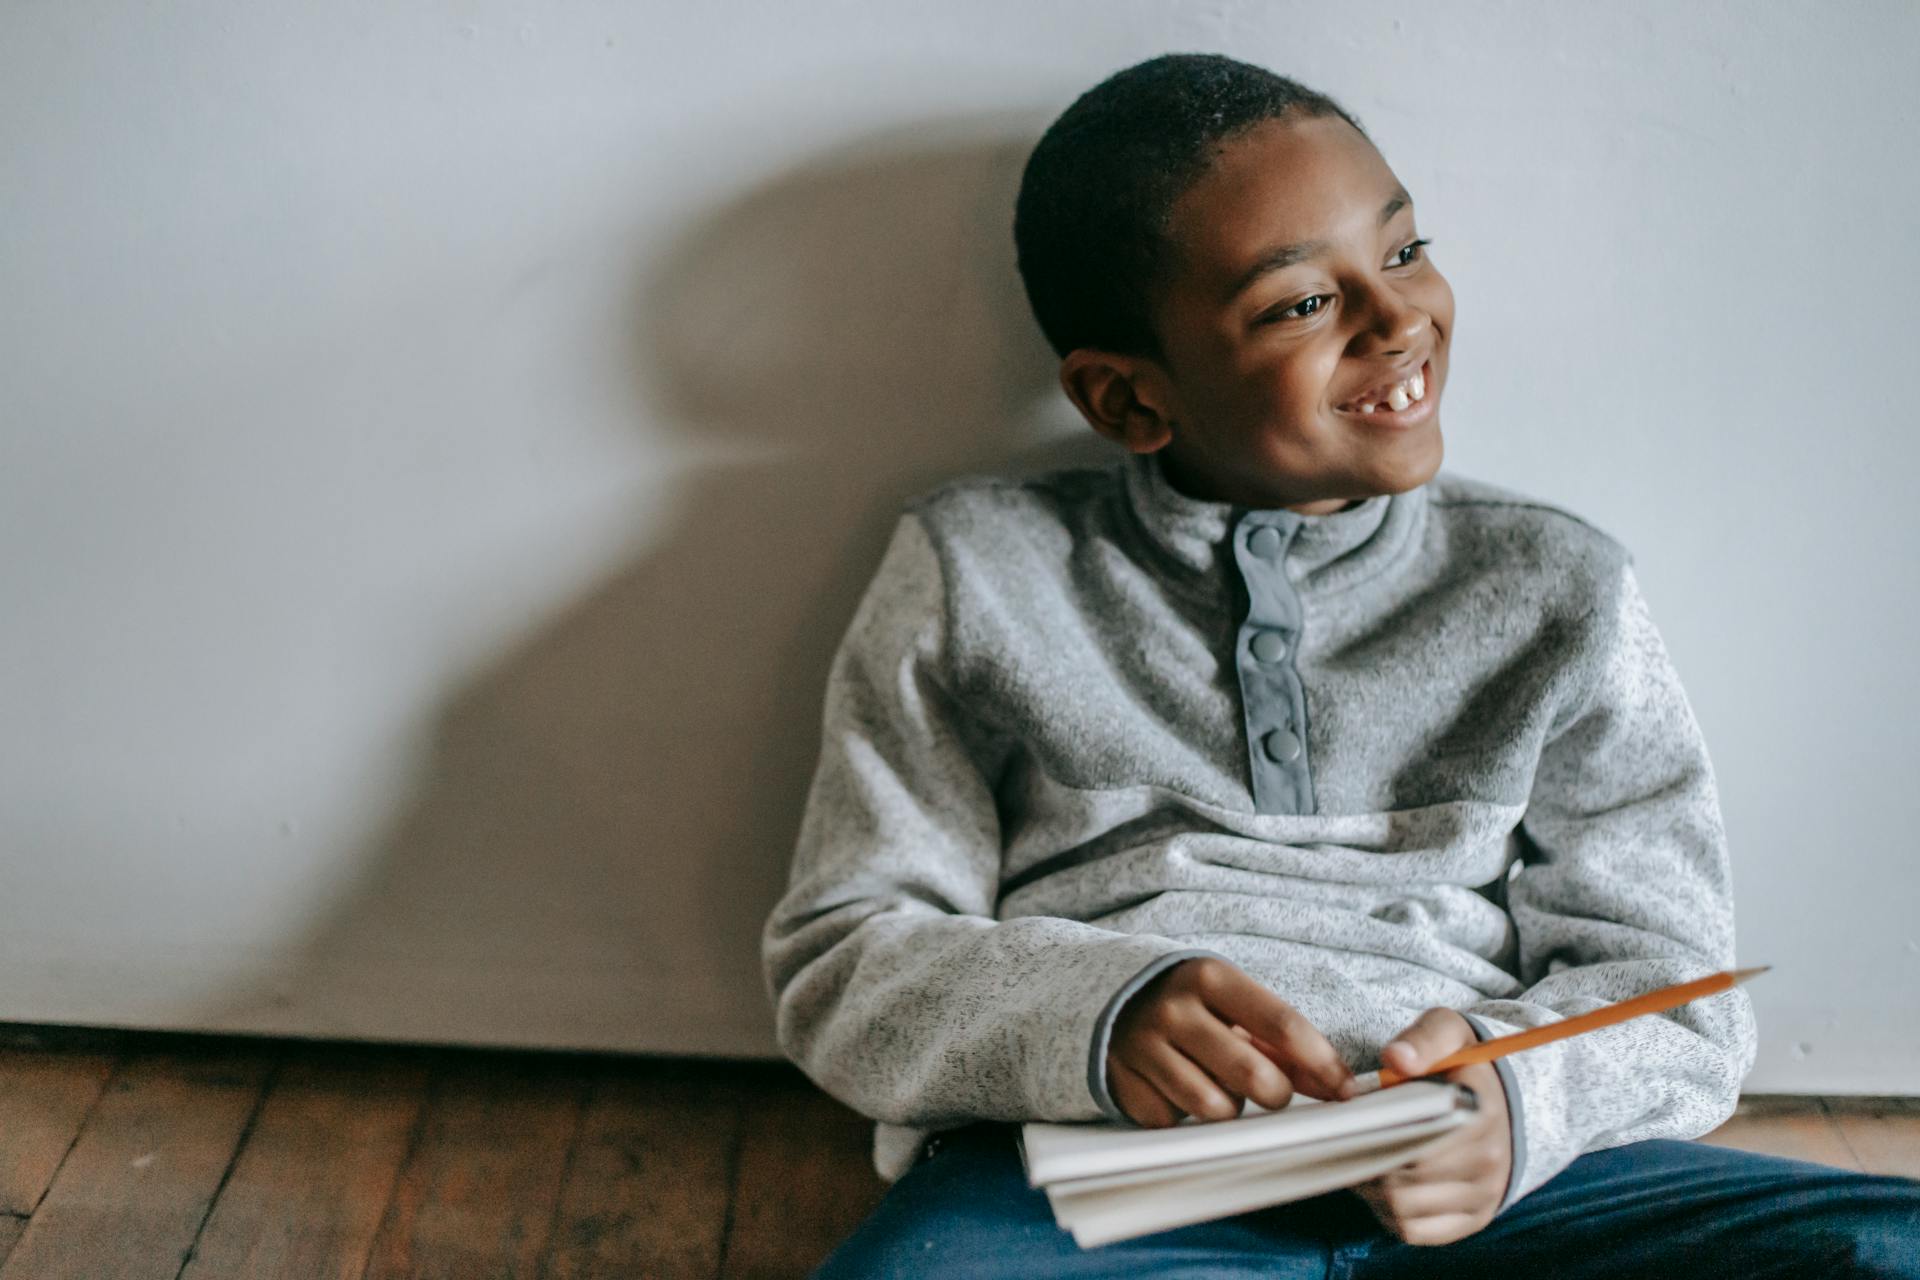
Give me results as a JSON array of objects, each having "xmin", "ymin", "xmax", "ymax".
[{"xmin": 1019, "ymin": 1081, "xmax": 1478, "ymax": 1248}]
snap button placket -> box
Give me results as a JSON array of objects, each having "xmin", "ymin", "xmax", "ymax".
[{"xmin": 1231, "ymin": 512, "xmax": 1314, "ymax": 814}]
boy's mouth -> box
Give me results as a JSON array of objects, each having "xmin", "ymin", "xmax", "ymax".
[{"xmin": 1332, "ymin": 359, "xmax": 1435, "ymax": 427}]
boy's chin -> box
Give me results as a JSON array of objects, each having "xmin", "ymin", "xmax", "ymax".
[
  {"xmin": 1344, "ymin": 450, "xmax": 1443, "ymax": 498},
  {"xmin": 1366, "ymin": 429, "xmax": 1444, "ymax": 493}
]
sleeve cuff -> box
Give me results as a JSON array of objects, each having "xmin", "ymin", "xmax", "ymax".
[
  {"xmin": 1459, "ymin": 1010, "xmax": 1527, "ymax": 1216},
  {"xmin": 1086, "ymin": 949, "xmax": 1233, "ymax": 1124}
]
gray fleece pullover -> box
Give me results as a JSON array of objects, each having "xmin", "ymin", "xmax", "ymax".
[{"xmin": 760, "ymin": 448, "xmax": 1757, "ymax": 1214}]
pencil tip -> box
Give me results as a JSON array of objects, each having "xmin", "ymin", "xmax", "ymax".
[{"xmin": 1729, "ymin": 965, "xmax": 1772, "ymax": 984}]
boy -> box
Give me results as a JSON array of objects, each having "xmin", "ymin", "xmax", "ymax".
[{"xmin": 762, "ymin": 53, "xmax": 1920, "ymax": 1276}]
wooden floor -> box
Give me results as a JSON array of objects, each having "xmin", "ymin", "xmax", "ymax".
[{"xmin": 0, "ymin": 1023, "xmax": 1913, "ymax": 1280}]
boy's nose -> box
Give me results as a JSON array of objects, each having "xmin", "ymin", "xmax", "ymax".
[{"xmin": 1360, "ymin": 287, "xmax": 1429, "ymax": 354}]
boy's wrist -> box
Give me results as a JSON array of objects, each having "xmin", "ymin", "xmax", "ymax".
[
  {"xmin": 1087, "ymin": 949, "xmax": 1230, "ymax": 1123},
  {"xmin": 1458, "ymin": 1010, "xmax": 1527, "ymax": 1215}
]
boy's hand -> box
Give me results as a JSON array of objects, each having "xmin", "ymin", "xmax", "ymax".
[
  {"xmin": 1105, "ymin": 957, "xmax": 1357, "ymax": 1127},
  {"xmin": 1349, "ymin": 1008, "xmax": 1513, "ymax": 1247}
]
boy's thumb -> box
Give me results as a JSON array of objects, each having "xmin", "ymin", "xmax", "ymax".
[{"xmin": 1382, "ymin": 1007, "xmax": 1472, "ymax": 1073}]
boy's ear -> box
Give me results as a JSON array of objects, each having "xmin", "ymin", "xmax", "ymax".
[{"xmin": 1058, "ymin": 349, "xmax": 1176, "ymax": 453}]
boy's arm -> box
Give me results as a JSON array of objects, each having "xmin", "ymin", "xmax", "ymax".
[
  {"xmin": 761, "ymin": 512, "xmax": 1223, "ymax": 1130},
  {"xmin": 1459, "ymin": 558, "xmax": 1758, "ymax": 1212}
]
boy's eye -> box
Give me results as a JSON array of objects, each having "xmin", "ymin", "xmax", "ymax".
[
  {"xmin": 1391, "ymin": 237, "xmax": 1433, "ymax": 268},
  {"xmin": 1268, "ymin": 294, "xmax": 1332, "ymax": 323}
]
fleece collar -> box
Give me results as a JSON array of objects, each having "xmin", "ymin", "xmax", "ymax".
[{"xmin": 1119, "ymin": 449, "xmax": 1428, "ymax": 596}]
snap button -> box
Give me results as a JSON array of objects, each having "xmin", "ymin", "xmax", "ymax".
[
  {"xmin": 1247, "ymin": 526, "xmax": 1284, "ymax": 559},
  {"xmin": 1251, "ymin": 630, "xmax": 1288, "ymax": 663},
  {"xmin": 1263, "ymin": 728, "xmax": 1302, "ymax": 763}
]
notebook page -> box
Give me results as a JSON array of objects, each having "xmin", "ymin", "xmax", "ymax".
[
  {"xmin": 1054, "ymin": 1124, "xmax": 1466, "ymax": 1248},
  {"xmin": 1021, "ymin": 1080, "xmax": 1466, "ymax": 1186},
  {"xmin": 1039, "ymin": 1109, "xmax": 1471, "ymax": 1197}
]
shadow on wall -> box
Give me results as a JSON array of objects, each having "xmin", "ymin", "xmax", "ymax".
[{"xmin": 189, "ymin": 115, "xmax": 1124, "ymax": 1057}]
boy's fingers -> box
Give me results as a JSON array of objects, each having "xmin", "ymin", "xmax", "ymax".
[
  {"xmin": 1136, "ymin": 1040, "xmax": 1243, "ymax": 1122},
  {"xmin": 1231, "ymin": 1022, "xmax": 1296, "ymax": 1088},
  {"xmin": 1232, "ymin": 1024, "xmax": 1283, "ymax": 1062},
  {"xmin": 1399, "ymin": 1212, "xmax": 1486, "ymax": 1249},
  {"xmin": 1200, "ymin": 969, "xmax": 1353, "ymax": 1098},
  {"xmin": 1178, "ymin": 1017, "xmax": 1295, "ymax": 1111},
  {"xmin": 1110, "ymin": 1057, "xmax": 1182, "ymax": 1128}
]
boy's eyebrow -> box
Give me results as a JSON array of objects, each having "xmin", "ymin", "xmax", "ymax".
[{"xmin": 1224, "ymin": 189, "xmax": 1413, "ymax": 302}]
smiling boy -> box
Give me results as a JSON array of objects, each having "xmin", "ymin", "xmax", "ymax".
[
  {"xmin": 1057, "ymin": 106, "xmax": 1447, "ymax": 516},
  {"xmin": 763, "ymin": 53, "xmax": 1920, "ymax": 1276}
]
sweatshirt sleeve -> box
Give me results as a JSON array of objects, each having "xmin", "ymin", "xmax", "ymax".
[
  {"xmin": 761, "ymin": 512, "xmax": 1223, "ymax": 1130},
  {"xmin": 1459, "ymin": 559, "xmax": 1758, "ymax": 1210}
]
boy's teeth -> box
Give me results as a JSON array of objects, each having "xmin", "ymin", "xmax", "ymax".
[{"xmin": 1351, "ymin": 367, "xmax": 1427, "ymax": 414}]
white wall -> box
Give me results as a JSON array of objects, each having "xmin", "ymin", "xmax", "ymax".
[{"xmin": 3, "ymin": 1, "xmax": 1914, "ymax": 1092}]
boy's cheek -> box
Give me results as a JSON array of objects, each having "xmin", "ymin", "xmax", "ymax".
[{"xmin": 1418, "ymin": 270, "xmax": 1456, "ymax": 331}]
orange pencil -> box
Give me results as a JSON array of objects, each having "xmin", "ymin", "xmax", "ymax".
[{"xmin": 1346, "ymin": 965, "xmax": 1771, "ymax": 1095}]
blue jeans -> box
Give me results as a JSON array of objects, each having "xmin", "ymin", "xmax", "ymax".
[{"xmin": 815, "ymin": 1120, "xmax": 1920, "ymax": 1279}]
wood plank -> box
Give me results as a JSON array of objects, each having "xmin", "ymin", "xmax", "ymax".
[
  {"xmin": 1823, "ymin": 1097, "xmax": 1920, "ymax": 1179},
  {"xmin": 0, "ymin": 1042, "xmax": 277, "ymax": 1280},
  {"xmin": 177, "ymin": 1043, "xmax": 433, "ymax": 1280},
  {"xmin": 720, "ymin": 1064, "xmax": 887, "ymax": 1280},
  {"xmin": 0, "ymin": 1024, "xmax": 1899, "ymax": 1280},
  {"xmin": 1696, "ymin": 1095, "xmax": 1861, "ymax": 1169},
  {"xmin": 540, "ymin": 1056, "xmax": 742, "ymax": 1280},
  {"xmin": 0, "ymin": 1043, "xmax": 119, "ymax": 1214},
  {"xmin": 0, "ymin": 1024, "xmax": 124, "ymax": 1054},
  {"xmin": 359, "ymin": 1050, "xmax": 587, "ymax": 1280}
]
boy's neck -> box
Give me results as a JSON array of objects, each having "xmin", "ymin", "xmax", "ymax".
[{"xmin": 1157, "ymin": 450, "xmax": 1372, "ymax": 516}]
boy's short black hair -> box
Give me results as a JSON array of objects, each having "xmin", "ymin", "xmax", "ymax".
[{"xmin": 1013, "ymin": 53, "xmax": 1366, "ymax": 362}]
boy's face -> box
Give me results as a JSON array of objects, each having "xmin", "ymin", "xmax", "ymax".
[{"xmin": 1066, "ymin": 114, "xmax": 1453, "ymax": 515}]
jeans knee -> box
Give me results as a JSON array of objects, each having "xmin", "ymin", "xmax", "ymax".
[
  {"xmin": 812, "ymin": 1231, "xmax": 949, "ymax": 1280},
  {"xmin": 1797, "ymin": 1182, "xmax": 1920, "ymax": 1279}
]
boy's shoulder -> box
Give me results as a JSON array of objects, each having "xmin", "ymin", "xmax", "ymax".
[
  {"xmin": 1425, "ymin": 468, "xmax": 1635, "ymax": 574},
  {"xmin": 901, "ymin": 460, "xmax": 1119, "ymax": 549},
  {"xmin": 893, "ymin": 460, "xmax": 1635, "ymax": 598},
  {"xmin": 901, "ymin": 461, "xmax": 1631, "ymax": 542}
]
